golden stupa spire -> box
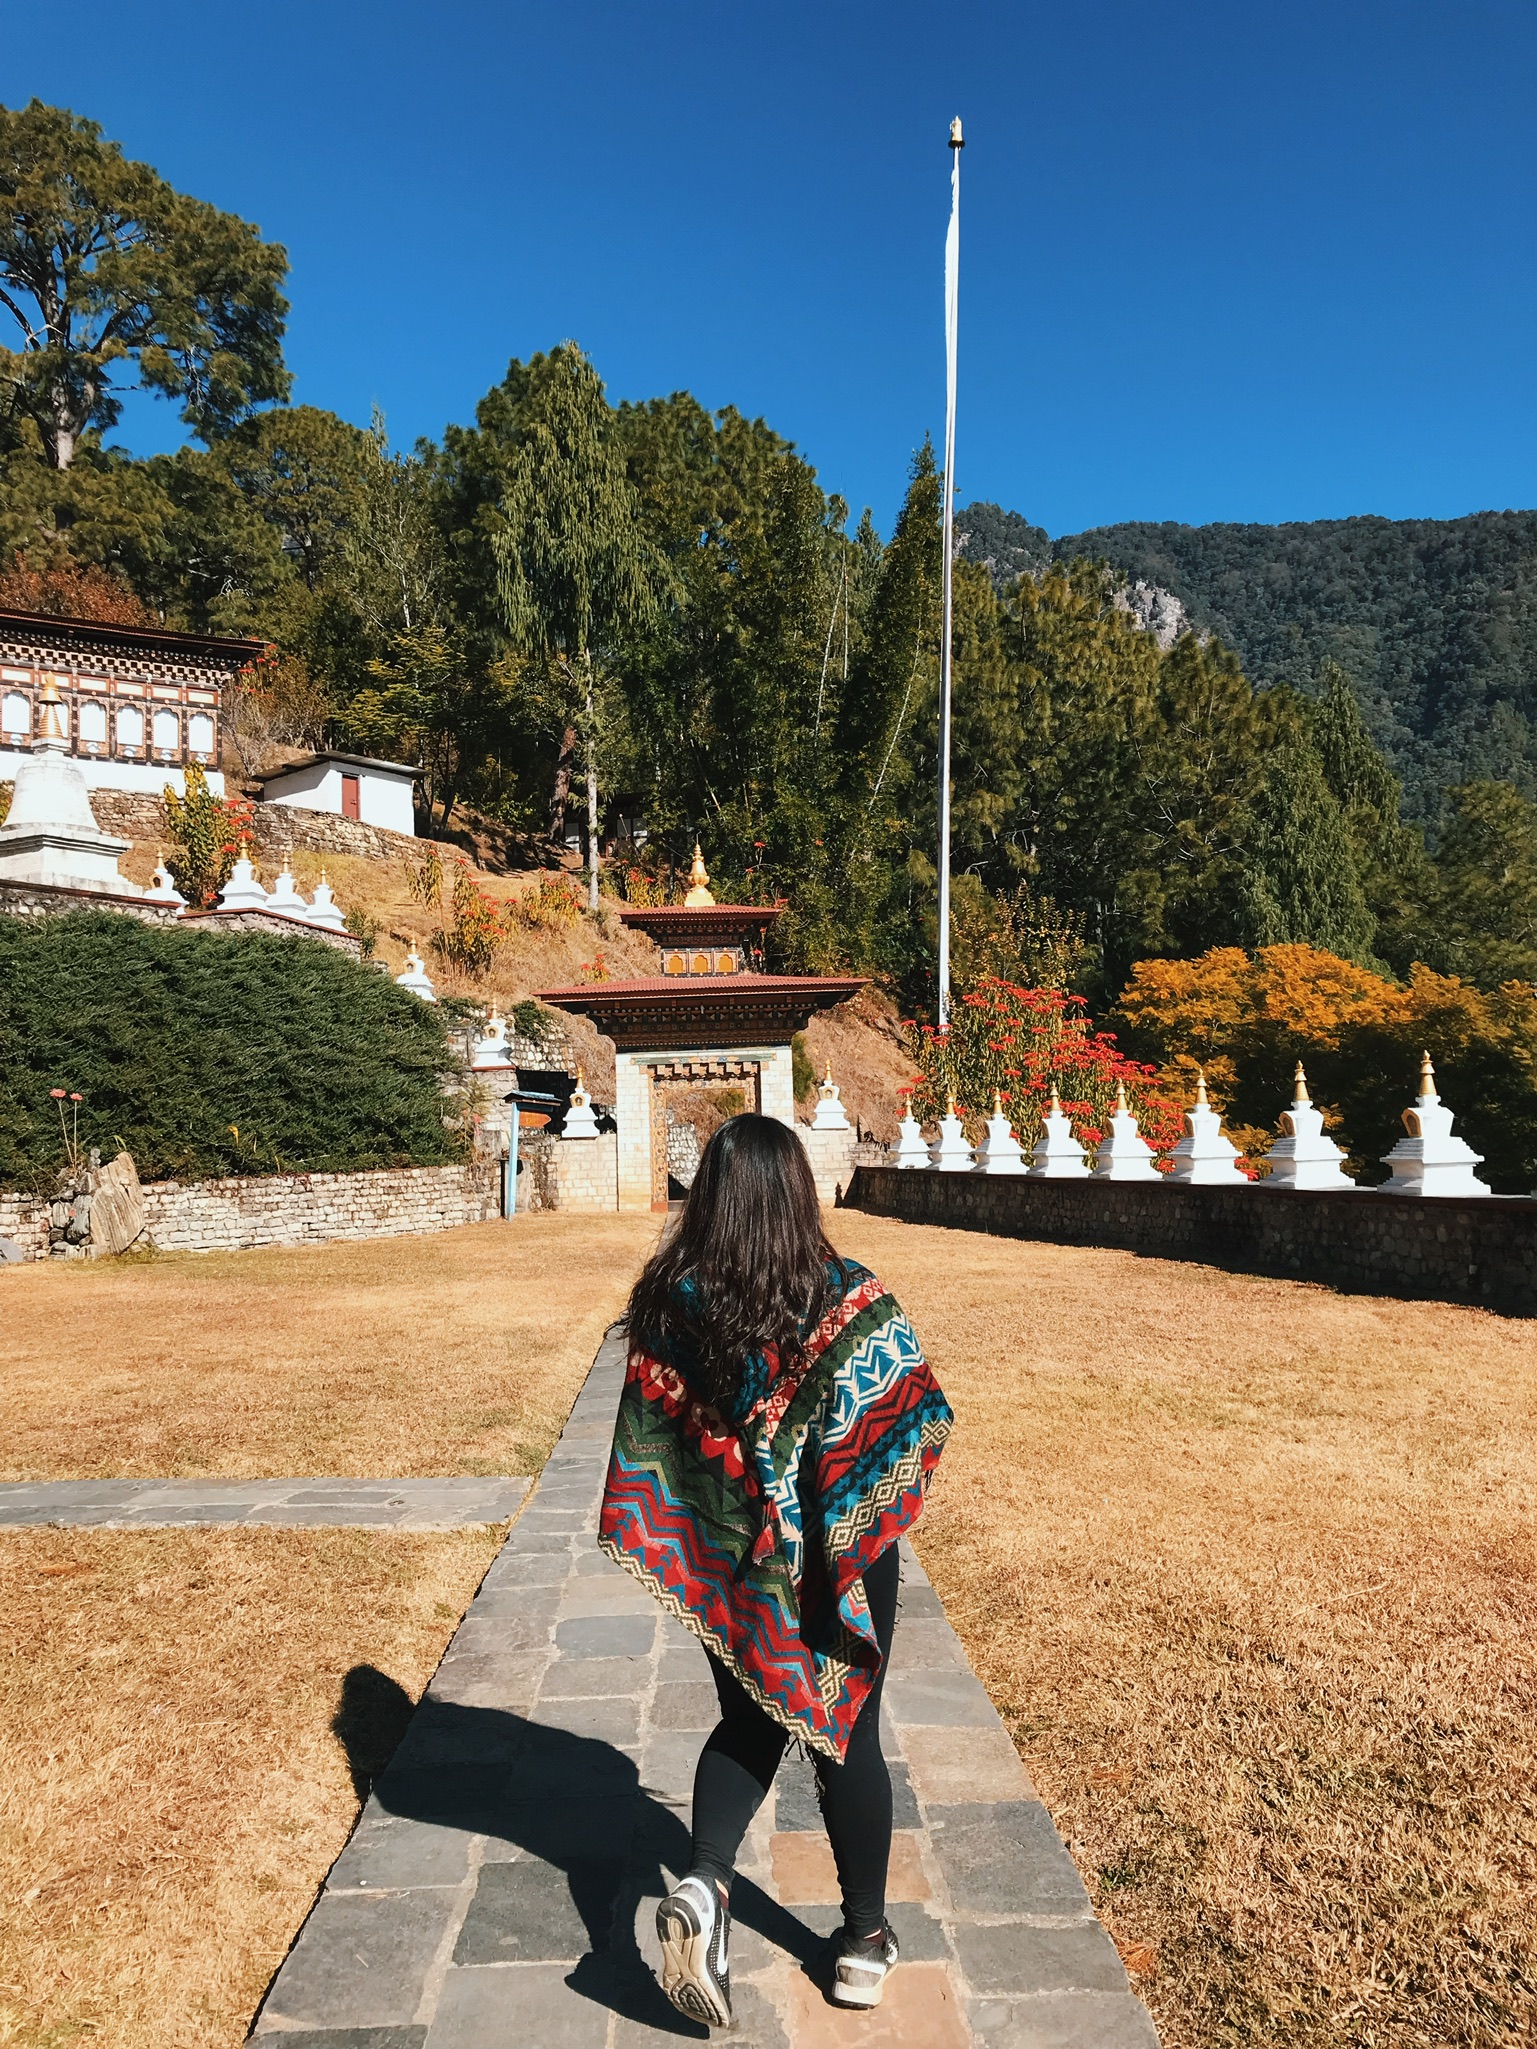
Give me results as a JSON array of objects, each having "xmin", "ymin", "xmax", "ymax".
[
  {"xmin": 36, "ymin": 673, "xmax": 68, "ymax": 745},
  {"xmin": 683, "ymin": 841, "xmax": 715, "ymax": 908},
  {"xmin": 1114, "ymin": 1079, "xmax": 1129, "ymax": 1114},
  {"xmin": 992, "ymin": 1087, "xmax": 1005, "ymax": 1115},
  {"xmin": 1194, "ymin": 1068, "xmax": 1210, "ymax": 1107},
  {"xmin": 1293, "ymin": 1061, "xmax": 1312, "ymax": 1106},
  {"xmin": 1049, "ymin": 1084, "xmax": 1063, "ymax": 1114}
]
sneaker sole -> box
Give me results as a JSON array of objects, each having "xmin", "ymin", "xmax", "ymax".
[
  {"xmin": 656, "ymin": 1897, "xmax": 733, "ymax": 2029},
  {"xmin": 831, "ymin": 1977, "xmax": 887, "ymax": 2009}
]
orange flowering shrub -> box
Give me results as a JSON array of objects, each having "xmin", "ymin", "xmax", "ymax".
[
  {"xmin": 907, "ymin": 979, "xmax": 1185, "ymax": 1161},
  {"xmin": 1113, "ymin": 944, "xmax": 1537, "ymax": 1189}
]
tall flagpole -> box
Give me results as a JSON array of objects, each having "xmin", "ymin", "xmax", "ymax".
[{"xmin": 938, "ymin": 115, "xmax": 963, "ymax": 1031}]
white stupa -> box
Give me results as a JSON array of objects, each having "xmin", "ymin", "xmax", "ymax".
[
  {"xmin": 811, "ymin": 1061, "xmax": 851, "ymax": 1131},
  {"xmin": 303, "ymin": 868, "xmax": 348, "ymax": 933},
  {"xmin": 142, "ymin": 854, "xmax": 186, "ymax": 909},
  {"xmin": 562, "ymin": 1069, "xmax": 601, "ymax": 1140},
  {"xmin": 1029, "ymin": 1086, "xmax": 1089, "ymax": 1178},
  {"xmin": 929, "ymin": 1093, "xmax": 975, "ymax": 1171},
  {"xmin": 974, "ymin": 1091, "xmax": 1028, "ymax": 1174},
  {"xmin": 0, "ymin": 677, "xmax": 138, "ymax": 896},
  {"xmin": 1378, "ymin": 1054, "xmax": 1491, "ymax": 1197},
  {"xmin": 216, "ymin": 841, "xmax": 270, "ymax": 911},
  {"xmin": 1092, "ymin": 1080, "xmax": 1160, "ymax": 1181},
  {"xmin": 471, "ymin": 1008, "xmax": 513, "ymax": 1070},
  {"xmin": 1166, "ymin": 1070, "xmax": 1247, "ymax": 1185},
  {"xmin": 395, "ymin": 949, "xmax": 437, "ymax": 1001},
  {"xmin": 1262, "ymin": 1063, "xmax": 1356, "ymax": 1191},
  {"xmin": 892, "ymin": 1102, "xmax": 930, "ymax": 1168},
  {"xmin": 264, "ymin": 861, "xmax": 310, "ymax": 919}
]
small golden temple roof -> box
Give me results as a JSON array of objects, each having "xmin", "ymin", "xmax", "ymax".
[{"xmin": 683, "ymin": 842, "xmax": 715, "ymax": 908}]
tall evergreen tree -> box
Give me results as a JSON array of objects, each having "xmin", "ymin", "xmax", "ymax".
[
  {"xmin": 0, "ymin": 100, "xmax": 289, "ymax": 467},
  {"xmin": 494, "ymin": 347, "xmax": 663, "ymax": 898}
]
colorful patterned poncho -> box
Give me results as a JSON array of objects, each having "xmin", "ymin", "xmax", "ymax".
[{"xmin": 599, "ymin": 1259, "xmax": 952, "ymax": 1761}]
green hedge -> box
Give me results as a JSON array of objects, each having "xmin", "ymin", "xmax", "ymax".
[{"xmin": 0, "ymin": 913, "xmax": 469, "ymax": 1189}]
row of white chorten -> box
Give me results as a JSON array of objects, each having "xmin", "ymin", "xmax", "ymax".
[
  {"xmin": 140, "ymin": 843, "xmax": 356, "ymax": 935},
  {"xmin": 893, "ymin": 1059, "xmax": 1492, "ymax": 1197}
]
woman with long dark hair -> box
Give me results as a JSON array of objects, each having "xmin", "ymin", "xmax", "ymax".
[{"xmin": 599, "ymin": 1114, "xmax": 951, "ymax": 2027}]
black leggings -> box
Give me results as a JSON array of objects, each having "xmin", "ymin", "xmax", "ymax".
[{"xmin": 688, "ymin": 1542, "xmax": 901, "ymax": 1938}]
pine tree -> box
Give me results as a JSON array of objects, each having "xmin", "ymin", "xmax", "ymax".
[{"xmin": 494, "ymin": 347, "xmax": 663, "ymax": 901}]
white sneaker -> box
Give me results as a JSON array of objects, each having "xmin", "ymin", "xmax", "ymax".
[
  {"xmin": 656, "ymin": 1873, "xmax": 733, "ymax": 2028},
  {"xmin": 831, "ymin": 1920, "xmax": 900, "ymax": 2008}
]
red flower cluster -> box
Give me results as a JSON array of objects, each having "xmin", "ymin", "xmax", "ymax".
[{"xmin": 906, "ymin": 978, "xmax": 1185, "ymax": 1163}]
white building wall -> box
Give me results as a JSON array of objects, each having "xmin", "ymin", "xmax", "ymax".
[
  {"xmin": 261, "ymin": 762, "xmax": 416, "ymax": 835},
  {"xmin": 758, "ymin": 1044, "xmax": 796, "ymax": 1127},
  {"xmin": 614, "ymin": 1052, "xmax": 653, "ymax": 1213},
  {"xmin": 0, "ymin": 748, "xmax": 223, "ymax": 797}
]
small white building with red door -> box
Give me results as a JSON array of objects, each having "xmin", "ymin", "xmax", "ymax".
[{"xmin": 257, "ymin": 750, "xmax": 419, "ymax": 836}]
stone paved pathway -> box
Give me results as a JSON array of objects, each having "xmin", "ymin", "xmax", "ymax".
[
  {"xmin": 0, "ymin": 1477, "xmax": 528, "ymax": 1529},
  {"xmin": 252, "ymin": 1329, "xmax": 1159, "ymax": 2047}
]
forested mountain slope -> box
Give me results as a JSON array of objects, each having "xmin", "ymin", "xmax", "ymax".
[{"xmin": 957, "ymin": 504, "xmax": 1537, "ymax": 820}]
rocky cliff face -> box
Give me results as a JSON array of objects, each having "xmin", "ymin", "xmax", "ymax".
[{"xmin": 1113, "ymin": 579, "xmax": 1199, "ymax": 650}]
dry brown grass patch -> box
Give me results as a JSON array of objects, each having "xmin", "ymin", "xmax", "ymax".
[
  {"xmin": 828, "ymin": 1212, "xmax": 1537, "ymax": 2049},
  {"xmin": 0, "ymin": 1524, "xmax": 499, "ymax": 2049},
  {"xmin": 0, "ymin": 1214, "xmax": 660, "ymax": 1481}
]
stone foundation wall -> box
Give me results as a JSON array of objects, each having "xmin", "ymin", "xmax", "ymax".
[
  {"xmin": 515, "ymin": 1132, "xmax": 618, "ymax": 1214},
  {"xmin": 86, "ymin": 785, "xmax": 439, "ymax": 865},
  {"xmin": 797, "ymin": 1123, "xmax": 858, "ymax": 1204},
  {"xmin": 0, "ymin": 1190, "xmax": 49, "ymax": 1260},
  {"xmin": 138, "ymin": 1162, "xmax": 499, "ymax": 1256},
  {"xmin": 845, "ymin": 1167, "xmax": 1537, "ymax": 1317},
  {"xmin": 0, "ymin": 879, "xmax": 183, "ymax": 927}
]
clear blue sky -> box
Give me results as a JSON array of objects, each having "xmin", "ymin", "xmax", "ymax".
[{"xmin": 7, "ymin": 0, "xmax": 1535, "ymax": 535}]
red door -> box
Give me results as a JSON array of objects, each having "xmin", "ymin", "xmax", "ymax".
[{"xmin": 341, "ymin": 774, "xmax": 361, "ymax": 821}]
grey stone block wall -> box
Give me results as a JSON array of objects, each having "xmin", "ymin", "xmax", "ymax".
[
  {"xmin": 2, "ymin": 1162, "xmax": 501, "ymax": 1262},
  {"xmin": 139, "ymin": 1163, "xmax": 501, "ymax": 1256},
  {"xmin": 846, "ymin": 1167, "xmax": 1537, "ymax": 1316}
]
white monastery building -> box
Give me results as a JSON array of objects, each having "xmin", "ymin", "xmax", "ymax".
[
  {"xmin": 0, "ymin": 607, "xmax": 262, "ymax": 797},
  {"xmin": 258, "ymin": 751, "xmax": 419, "ymax": 836}
]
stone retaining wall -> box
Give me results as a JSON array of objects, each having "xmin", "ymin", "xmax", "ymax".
[
  {"xmin": 87, "ymin": 785, "xmax": 432, "ymax": 864},
  {"xmin": 0, "ymin": 1191, "xmax": 49, "ymax": 1260},
  {"xmin": 139, "ymin": 1163, "xmax": 498, "ymax": 1254},
  {"xmin": 846, "ymin": 1166, "xmax": 1537, "ymax": 1317}
]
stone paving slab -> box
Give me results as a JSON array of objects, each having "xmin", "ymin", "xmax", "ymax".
[
  {"xmin": 0, "ymin": 1476, "xmax": 529, "ymax": 1529},
  {"xmin": 252, "ymin": 1330, "xmax": 1160, "ymax": 2047}
]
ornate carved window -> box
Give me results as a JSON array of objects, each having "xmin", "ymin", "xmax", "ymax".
[
  {"xmin": 116, "ymin": 704, "xmax": 145, "ymax": 749},
  {"xmin": 77, "ymin": 700, "xmax": 108, "ymax": 751},
  {"xmin": 188, "ymin": 712, "xmax": 215, "ymax": 757},
  {"xmin": 152, "ymin": 708, "xmax": 181, "ymax": 756},
  {"xmin": 1, "ymin": 691, "xmax": 29, "ymax": 738}
]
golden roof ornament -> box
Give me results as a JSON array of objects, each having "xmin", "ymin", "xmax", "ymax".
[
  {"xmin": 1194, "ymin": 1067, "xmax": 1210, "ymax": 1107},
  {"xmin": 1114, "ymin": 1079, "xmax": 1129, "ymax": 1114},
  {"xmin": 36, "ymin": 673, "xmax": 68, "ymax": 746},
  {"xmin": 683, "ymin": 841, "xmax": 715, "ymax": 908},
  {"xmin": 1293, "ymin": 1061, "xmax": 1312, "ymax": 1106}
]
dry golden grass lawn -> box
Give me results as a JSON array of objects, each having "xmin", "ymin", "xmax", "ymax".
[
  {"xmin": 827, "ymin": 1213, "xmax": 1537, "ymax": 2049},
  {"xmin": 0, "ymin": 1214, "xmax": 660, "ymax": 1481},
  {"xmin": 0, "ymin": 1524, "xmax": 499, "ymax": 2049}
]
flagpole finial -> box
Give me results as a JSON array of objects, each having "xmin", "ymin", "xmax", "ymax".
[{"xmin": 949, "ymin": 116, "xmax": 965, "ymax": 149}]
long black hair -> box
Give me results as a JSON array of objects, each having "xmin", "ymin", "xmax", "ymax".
[{"xmin": 627, "ymin": 1114, "xmax": 843, "ymax": 1408}]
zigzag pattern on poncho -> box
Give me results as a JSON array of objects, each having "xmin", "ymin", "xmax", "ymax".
[{"xmin": 598, "ymin": 1260, "xmax": 952, "ymax": 1760}]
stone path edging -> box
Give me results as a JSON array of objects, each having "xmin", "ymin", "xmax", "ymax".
[
  {"xmin": 251, "ymin": 1328, "xmax": 1160, "ymax": 2046},
  {"xmin": 0, "ymin": 1477, "xmax": 529, "ymax": 1530}
]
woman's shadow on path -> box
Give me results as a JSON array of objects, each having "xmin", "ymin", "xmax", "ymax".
[{"xmin": 333, "ymin": 1665, "xmax": 829, "ymax": 2039}]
